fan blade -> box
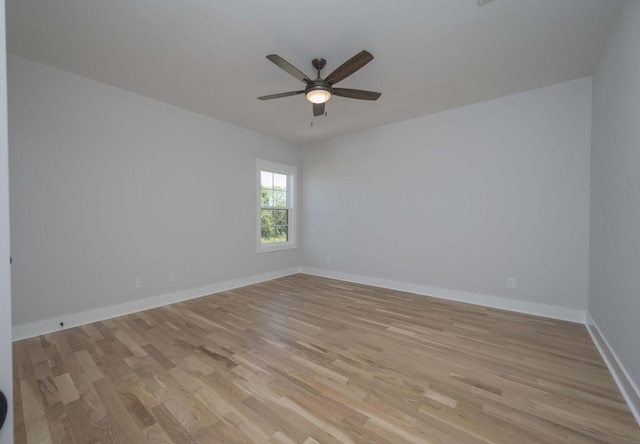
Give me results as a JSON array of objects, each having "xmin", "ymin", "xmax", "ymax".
[
  {"xmin": 333, "ymin": 88, "xmax": 381, "ymax": 101},
  {"xmin": 325, "ymin": 50, "xmax": 374, "ymax": 85},
  {"xmin": 258, "ymin": 91, "xmax": 304, "ymax": 100},
  {"xmin": 313, "ymin": 103, "xmax": 325, "ymax": 116},
  {"xmin": 266, "ymin": 55, "xmax": 312, "ymax": 84}
]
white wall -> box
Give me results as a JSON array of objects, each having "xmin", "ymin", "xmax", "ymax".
[
  {"xmin": 302, "ymin": 78, "xmax": 592, "ymax": 312},
  {"xmin": 8, "ymin": 55, "xmax": 300, "ymax": 333},
  {"xmin": 0, "ymin": 1, "xmax": 14, "ymax": 442},
  {"xmin": 590, "ymin": 0, "xmax": 640, "ymax": 392}
]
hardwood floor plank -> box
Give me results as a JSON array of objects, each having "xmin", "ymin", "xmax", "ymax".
[
  {"xmin": 13, "ymin": 274, "xmax": 640, "ymax": 443},
  {"xmin": 20, "ymin": 379, "xmax": 53, "ymax": 444},
  {"xmin": 75, "ymin": 348, "xmax": 104, "ymax": 383},
  {"xmin": 150, "ymin": 403, "xmax": 197, "ymax": 443},
  {"xmin": 53, "ymin": 373, "xmax": 79, "ymax": 405},
  {"xmin": 93, "ymin": 378, "xmax": 148, "ymax": 443},
  {"xmin": 12, "ymin": 343, "xmax": 29, "ymax": 443},
  {"xmin": 64, "ymin": 398, "xmax": 102, "ymax": 444}
]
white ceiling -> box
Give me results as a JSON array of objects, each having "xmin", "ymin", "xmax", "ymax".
[{"xmin": 6, "ymin": 0, "xmax": 623, "ymax": 144}]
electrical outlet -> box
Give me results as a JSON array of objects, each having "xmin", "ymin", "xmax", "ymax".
[
  {"xmin": 507, "ymin": 277, "xmax": 517, "ymax": 289},
  {"xmin": 135, "ymin": 278, "xmax": 142, "ymax": 289},
  {"xmin": 168, "ymin": 273, "xmax": 175, "ymax": 283},
  {"xmin": 325, "ymin": 256, "xmax": 332, "ymax": 264}
]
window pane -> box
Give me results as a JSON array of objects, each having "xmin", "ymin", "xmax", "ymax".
[
  {"xmin": 273, "ymin": 209, "xmax": 288, "ymax": 225},
  {"xmin": 273, "ymin": 173, "xmax": 287, "ymax": 191},
  {"xmin": 273, "ymin": 190, "xmax": 287, "ymax": 207},
  {"xmin": 261, "ymin": 190, "xmax": 273, "ymax": 206},
  {"xmin": 274, "ymin": 225, "xmax": 288, "ymax": 242},
  {"xmin": 261, "ymin": 171, "xmax": 273, "ymax": 189},
  {"xmin": 261, "ymin": 209, "xmax": 274, "ymax": 239},
  {"xmin": 261, "ymin": 235, "xmax": 274, "ymax": 244}
]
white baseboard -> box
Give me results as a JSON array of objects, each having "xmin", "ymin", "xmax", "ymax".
[
  {"xmin": 586, "ymin": 313, "xmax": 640, "ymax": 426},
  {"xmin": 12, "ymin": 267, "xmax": 301, "ymax": 341},
  {"xmin": 299, "ymin": 267, "xmax": 586, "ymax": 323},
  {"xmin": 14, "ymin": 266, "xmax": 586, "ymax": 337}
]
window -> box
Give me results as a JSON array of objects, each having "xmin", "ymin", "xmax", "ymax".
[{"xmin": 257, "ymin": 159, "xmax": 296, "ymax": 252}]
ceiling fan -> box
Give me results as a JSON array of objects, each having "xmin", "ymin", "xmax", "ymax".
[{"xmin": 258, "ymin": 50, "xmax": 381, "ymax": 117}]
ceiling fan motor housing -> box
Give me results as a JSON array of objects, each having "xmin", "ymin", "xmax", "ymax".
[{"xmin": 311, "ymin": 58, "xmax": 327, "ymax": 72}]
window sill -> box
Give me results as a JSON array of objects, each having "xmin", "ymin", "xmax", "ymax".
[{"xmin": 257, "ymin": 242, "xmax": 297, "ymax": 253}]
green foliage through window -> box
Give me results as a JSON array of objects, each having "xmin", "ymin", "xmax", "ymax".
[{"xmin": 260, "ymin": 171, "xmax": 289, "ymax": 244}]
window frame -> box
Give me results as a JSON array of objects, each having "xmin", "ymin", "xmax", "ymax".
[{"xmin": 256, "ymin": 159, "xmax": 297, "ymax": 253}]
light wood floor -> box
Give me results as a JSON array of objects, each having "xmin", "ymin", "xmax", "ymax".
[{"xmin": 13, "ymin": 274, "xmax": 640, "ymax": 443}]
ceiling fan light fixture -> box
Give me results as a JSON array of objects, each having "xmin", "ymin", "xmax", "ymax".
[{"xmin": 305, "ymin": 87, "xmax": 332, "ymax": 104}]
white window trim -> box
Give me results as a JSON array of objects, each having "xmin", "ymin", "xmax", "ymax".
[{"xmin": 256, "ymin": 159, "xmax": 297, "ymax": 253}]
